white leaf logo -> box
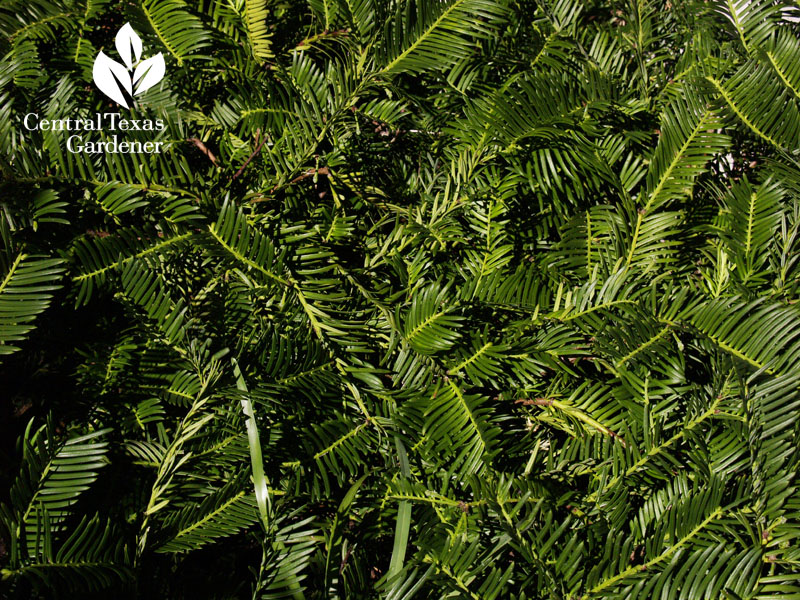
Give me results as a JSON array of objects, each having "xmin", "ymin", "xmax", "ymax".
[
  {"xmin": 93, "ymin": 51, "xmax": 132, "ymax": 107},
  {"xmin": 93, "ymin": 23, "xmax": 165, "ymax": 108},
  {"xmin": 133, "ymin": 54, "xmax": 166, "ymax": 95},
  {"xmin": 115, "ymin": 23, "xmax": 142, "ymax": 70}
]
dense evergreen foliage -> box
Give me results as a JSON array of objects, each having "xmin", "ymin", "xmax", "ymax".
[{"xmin": 2, "ymin": 0, "xmax": 800, "ymax": 597}]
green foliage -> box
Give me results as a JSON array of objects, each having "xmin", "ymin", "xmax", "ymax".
[
  {"xmin": 0, "ymin": 251, "xmax": 65, "ymax": 355},
  {"xmin": 2, "ymin": 0, "xmax": 800, "ymax": 598}
]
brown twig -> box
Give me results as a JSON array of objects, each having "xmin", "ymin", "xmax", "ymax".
[
  {"xmin": 289, "ymin": 166, "xmax": 330, "ymax": 185},
  {"xmin": 515, "ymin": 398, "xmax": 554, "ymax": 406},
  {"xmin": 269, "ymin": 167, "xmax": 330, "ymax": 193},
  {"xmin": 233, "ymin": 129, "xmax": 266, "ymax": 180},
  {"xmin": 516, "ymin": 397, "xmax": 626, "ymax": 445},
  {"xmin": 187, "ymin": 137, "xmax": 219, "ymax": 167}
]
